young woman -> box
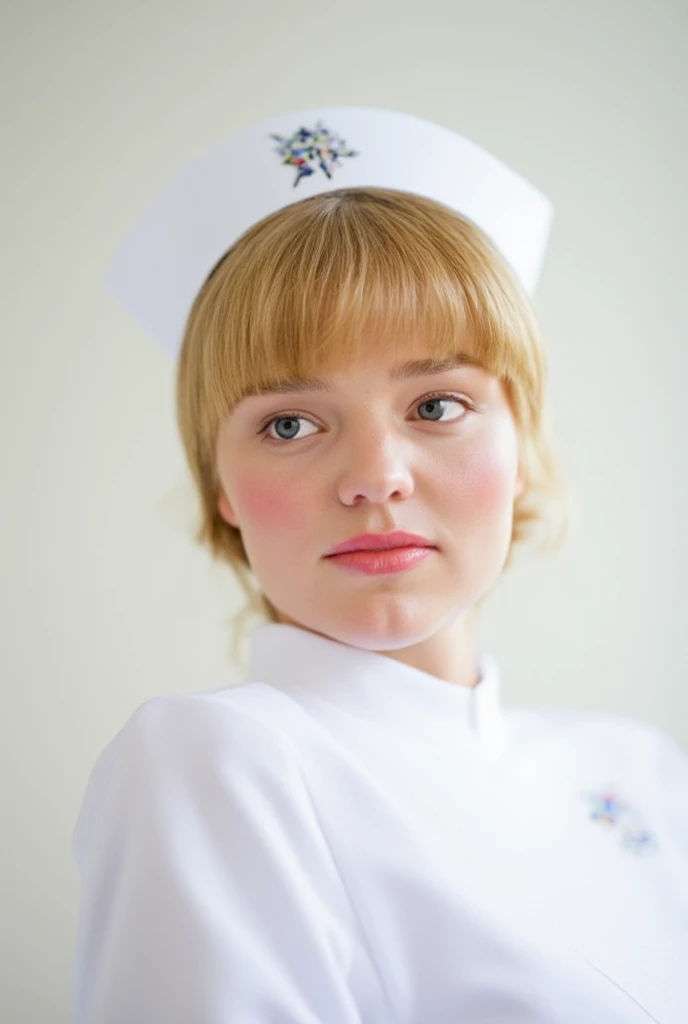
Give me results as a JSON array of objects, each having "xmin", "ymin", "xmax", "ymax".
[{"xmin": 73, "ymin": 108, "xmax": 688, "ymax": 1023}]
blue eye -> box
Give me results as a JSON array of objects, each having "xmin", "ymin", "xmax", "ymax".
[
  {"xmin": 263, "ymin": 415, "xmax": 319, "ymax": 442},
  {"xmin": 416, "ymin": 394, "xmax": 470, "ymax": 422},
  {"xmin": 260, "ymin": 393, "xmax": 471, "ymax": 442}
]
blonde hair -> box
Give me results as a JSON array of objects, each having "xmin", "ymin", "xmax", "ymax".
[{"xmin": 175, "ymin": 186, "xmax": 573, "ymax": 650}]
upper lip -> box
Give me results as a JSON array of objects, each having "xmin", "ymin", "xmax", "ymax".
[{"xmin": 325, "ymin": 531, "xmax": 435, "ymax": 556}]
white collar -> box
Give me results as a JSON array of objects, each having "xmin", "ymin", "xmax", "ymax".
[{"xmin": 246, "ymin": 623, "xmax": 506, "ymax": 758}]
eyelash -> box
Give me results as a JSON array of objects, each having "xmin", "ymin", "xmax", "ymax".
[{"xmin": 257, "ymin": 392, "xmax": 474, "ymax": 442}]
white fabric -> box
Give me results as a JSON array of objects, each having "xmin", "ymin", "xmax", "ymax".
[
  {"xmin": 102, "ymin": 106, "xmax": 554, "ymax": 358},
  {"xmin": 72, "ymin": 623, "xmax": 688, "ymax": 1022}
]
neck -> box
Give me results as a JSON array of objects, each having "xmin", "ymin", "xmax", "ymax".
[
  {"xmin": 273, "ymin": 607, "xmax": 480, "ymax": 690},
  {"xmin": 374, "ymin": 610, "xmax": 480, "ymax": 689}
]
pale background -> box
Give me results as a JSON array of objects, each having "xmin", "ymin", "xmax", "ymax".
[{"xmin": 2, "ymin": 1, "xmax": 686, "ymax": 1020}]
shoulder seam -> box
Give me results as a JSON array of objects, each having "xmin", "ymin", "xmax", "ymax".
[{"xmin": 205, "ymin": 689, "xmax": 400, "ymax": 1019}]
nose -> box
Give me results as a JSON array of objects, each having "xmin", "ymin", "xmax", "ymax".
[{"xmin": 336, "ymin": 423, "xmax": 415, "ymax": 507}]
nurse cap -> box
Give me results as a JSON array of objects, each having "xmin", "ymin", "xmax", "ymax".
[{"xmin": 104, "ymin": 106, "xmax": 554, "ymax": 360}]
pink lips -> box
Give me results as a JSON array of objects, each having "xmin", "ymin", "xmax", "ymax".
[
  {"xmin": 325, "ymin": 531, "xmax": 434, "ymax": 556},
  {"xmin": 324, "ymin": 531, "xmax": 436, "ymax": 576}
]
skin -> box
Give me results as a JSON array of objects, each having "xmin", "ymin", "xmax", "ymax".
[{"xmin": 215, "ymin": 333, "xmax": 524, "ymax": 689}]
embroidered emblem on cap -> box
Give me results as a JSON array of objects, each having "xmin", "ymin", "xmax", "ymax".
[
  {"xmin": 270, "ymin": 121, "xmax": 358, "ymax": 186},
  {"xmin": 583, "ymin": 789, "xmax": 658, "ymax": 855}
]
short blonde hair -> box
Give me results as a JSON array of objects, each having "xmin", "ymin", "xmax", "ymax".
[{"xmin": 176, "ymin": 186, "xmax": 572, "ymax": 643}]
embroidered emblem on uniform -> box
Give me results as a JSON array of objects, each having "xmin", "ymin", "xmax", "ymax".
[
  {"xmin": 583, "ymin": 789, "xmax": 658, "ymax": 855},
  {"xmin": 270, "ymin": 121, "xmax": 358, "ymax": 186}
]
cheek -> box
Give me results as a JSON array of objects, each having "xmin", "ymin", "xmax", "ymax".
[
  {"xmin": 443, "ymin": 438, "xmax": 517, "ymax": 514},
  {"xmin": 231, "ymin": 471, "xmax": 306, "ymax": 533}
]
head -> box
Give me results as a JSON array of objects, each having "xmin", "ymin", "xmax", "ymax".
[{"xmin": 176, "ymin": 187, "xmax": 571, "ymax": 659}]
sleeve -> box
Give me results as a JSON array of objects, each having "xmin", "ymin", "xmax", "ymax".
[{"xmin": 72, "ymin": 694, "xmax": 365, "ymax": 1024}]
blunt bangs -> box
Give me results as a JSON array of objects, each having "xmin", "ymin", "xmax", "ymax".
[{"xmin": 181, "ymin": 187, "xmax": 543, "ymax": 451}]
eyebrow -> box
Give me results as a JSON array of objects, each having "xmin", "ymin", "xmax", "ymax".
[{"xmin": 238, "ymin": 355, "xmax": 483, "ymax": 401}]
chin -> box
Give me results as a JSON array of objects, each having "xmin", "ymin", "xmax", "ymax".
[{"xmin": 297, "ymin": 596, "xmax": 459, "ymax": 652}]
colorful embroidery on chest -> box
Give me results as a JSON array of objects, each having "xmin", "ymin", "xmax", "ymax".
[
  {"xmin": 583, "ymin": 789, "xmax": 659, "ymax": 855},
  {"xmin": 588, "ymin": 790, "xmax": 628, "ymax": 825},
  {"xmin": 269, "ymin": 121, "xmax": 358, "ymax": 186}
]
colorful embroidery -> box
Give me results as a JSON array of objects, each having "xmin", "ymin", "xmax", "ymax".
[
  {"xmin": 587, "ymin": 790, "xmax": 629, "ymax": 826},
  {"xmin": 270, "ymin": 121, "xmax": 358, "ymax": 186},
  {"xmin": 620, "ymin": 825, "xmax": 659, "ymax": 855},
  {"xmin": 583, "ymin": 788, "xmax": 658, "ymax": 855}
]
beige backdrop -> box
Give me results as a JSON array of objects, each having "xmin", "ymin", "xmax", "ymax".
[{"xmin": 2, "ymin": 1, "xmax": 686, "ymax": 1020}]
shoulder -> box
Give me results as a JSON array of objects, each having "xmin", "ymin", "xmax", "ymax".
[
  {"xmin": 90, "ymin": 680, "xmax": 298, "ymax": 767},
  {"xmin": 508, "ymin": 703, "xmax": 686, "ymax": 757},
  {"xmin": 90, "ymin": 683, "xmax": 294, "ymax": 773},
  {"xmin": 71, "ymin": 683, "xmax": 309, "ymax": 866},
  {"xmin": 71, "ymin": 687, "xmax": 368, "ymax": 1022},
  {"xmin": 571, "ymin": 709, "xmax": 687, "ymax": 766},
  {"xmin": 506, "ymin": 704, "xmax": 688, "ymax": 804}
]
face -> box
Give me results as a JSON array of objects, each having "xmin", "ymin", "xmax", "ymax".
[{"xmin": 214, "ymin": 334, "xmax": 524, "ymax": 653}]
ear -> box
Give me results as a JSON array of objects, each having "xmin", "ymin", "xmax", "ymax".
[{"xmin": 216, "ymin": 486, "xmax": 240, "ymax": 528}]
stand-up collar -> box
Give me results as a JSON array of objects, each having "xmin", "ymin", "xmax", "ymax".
[{"xmin": 246, "ymin": 623, "xmax": 506, "ymax": 757}]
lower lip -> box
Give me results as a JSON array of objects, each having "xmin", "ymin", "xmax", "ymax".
[{"xmin": 325, "ymin": 546, "xmax": 434, "ymax": 575}]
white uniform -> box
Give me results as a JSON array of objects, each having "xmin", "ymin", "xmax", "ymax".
[{"xmin": 72, "ymin": 622, "xmax": 688, "ymax": 1023}]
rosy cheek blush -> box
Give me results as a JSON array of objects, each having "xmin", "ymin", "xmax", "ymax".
[
  {"xmin": 444, "ymin": 444, "xmax": 517, "ymax": 514},
  {"xmin": 232, "ymin": 472, "xmax": 305, "ymax": 531}
]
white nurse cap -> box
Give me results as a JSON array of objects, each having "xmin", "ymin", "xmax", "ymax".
[{"xmin": 104, "ymin": 106, "xmax": 554, "ymax": 360}]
